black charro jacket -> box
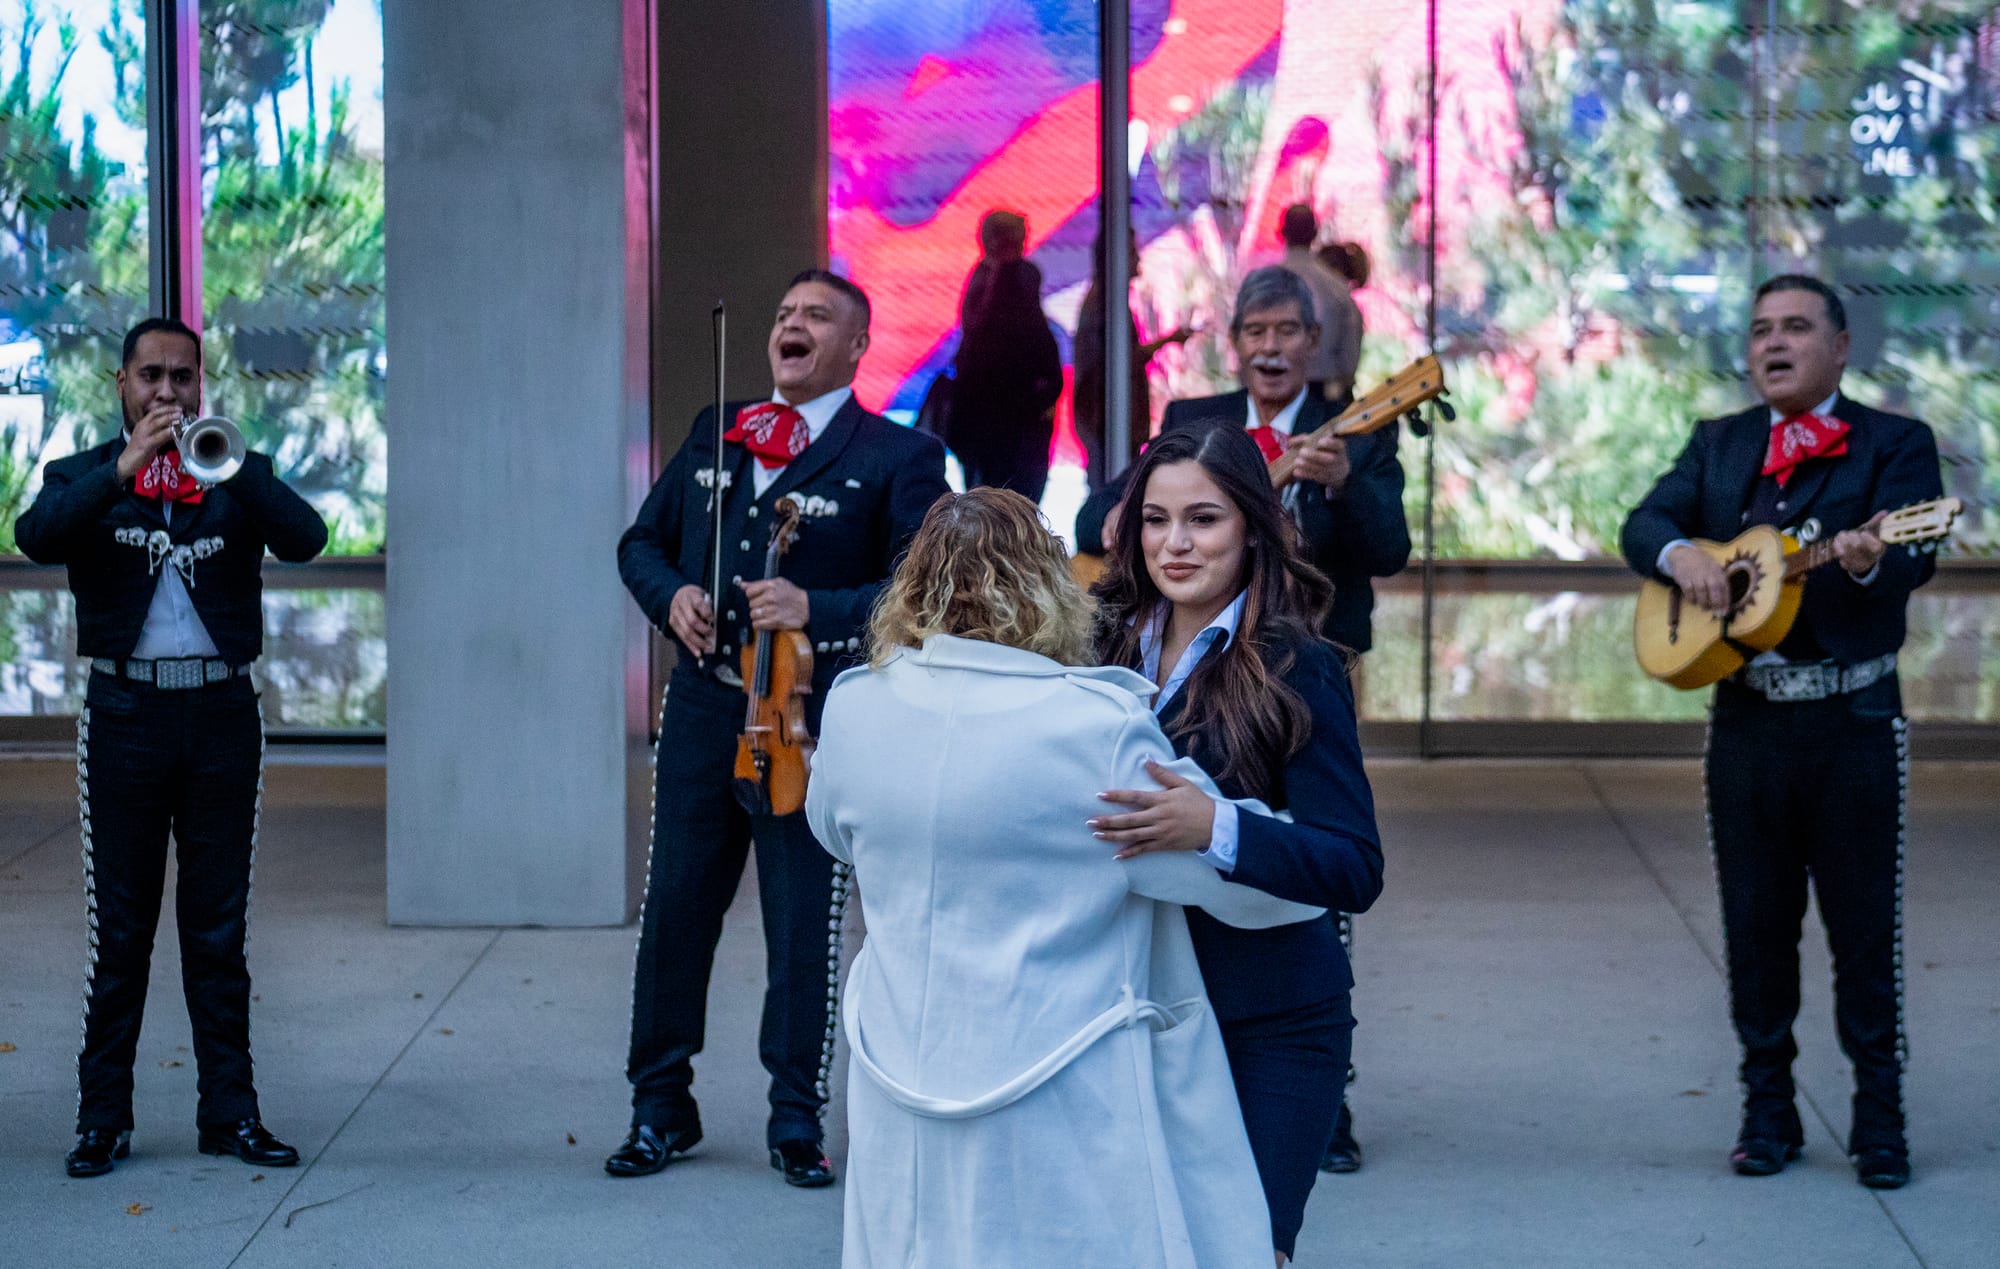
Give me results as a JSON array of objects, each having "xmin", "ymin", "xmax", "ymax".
[
  {"xmin": 15, "ymin": 438, "xmax": 329, "ymax": 664},
  {"xmin": 1620, "ymin": 394, "xmax": 1944, "ymax": 664},
  {"xmin": 617, "ymin": 395, "xmax": 949, "ymax": 729}
]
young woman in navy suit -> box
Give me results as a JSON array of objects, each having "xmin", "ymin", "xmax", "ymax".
[{"xmin": 1090, "ymin": 425, "xmax": 1385, "ymax": 1264}]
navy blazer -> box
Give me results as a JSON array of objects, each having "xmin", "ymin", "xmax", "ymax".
[
  {"xmin": 1161, "ymin": 635, "xmax": 1385, "ymax": 1024},
  {"xmin": 15, "ymin": 438, "xmax": 329, "ymax": 664},
  {"xmin": 618, "ymin": 395, "xmax": 948, "ymax": 724},
  {"xmin": 1160, "ymin": 390, "xmax": 1411, "ymax": 653},
  {"xmin": 1620, "ymin": 394, "xmax": 1943, "ymax": 664}
]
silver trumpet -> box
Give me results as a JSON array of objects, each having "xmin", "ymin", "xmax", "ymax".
[{"xmin": 174, "ymin": 415, "xmax": 246, "ymax": 484}]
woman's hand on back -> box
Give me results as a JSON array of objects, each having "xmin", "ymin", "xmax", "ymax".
[{"xmin": 1091, "ymin": 760, "xmax": 1216, "ymax": 859}]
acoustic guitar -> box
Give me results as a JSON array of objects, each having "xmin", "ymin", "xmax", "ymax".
[
  {"xmin": 1267, "ymin": 355, "xmax": 1451, "ymax": 489},
  {"xmin": 1632, "ymin": 497, "xmax": 1962, "ymax": 690}
]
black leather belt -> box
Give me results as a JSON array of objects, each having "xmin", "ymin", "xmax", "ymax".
[{"xmin": 91, "ymin": 657, "xmax": 252, "ymax": 691}]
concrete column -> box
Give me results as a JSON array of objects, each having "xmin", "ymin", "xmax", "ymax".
[
  {"xmin": 651, "ymin": 1, "xmax": 830, "ymax": 451},
  {"xmin": 383, "ymin": 0, "xmax": 656, "ymax": 924}
]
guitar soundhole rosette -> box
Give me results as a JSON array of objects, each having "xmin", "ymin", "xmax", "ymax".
[{"xmin": 1723, "ymin": 550, "xmax": 1765, "ymax": 617}]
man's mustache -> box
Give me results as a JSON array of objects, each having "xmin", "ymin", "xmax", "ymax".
[{"xmin": 1248, "ymin": 355, "xmax": 1292, "ymax": 373}]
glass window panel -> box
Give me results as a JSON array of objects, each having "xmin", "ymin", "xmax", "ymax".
[
  {"xmin": 1360, "ymin": 588, "xmax": 1999, "ymax": 724},
  {"xmin": 0, "ymin": 585, "xmax": 383, "ymax": 727},
  {"xmin": 1, "ymin": 0, "xmax": 150, "ymax": 553},
  {"xmin": 199, "ymin": 0, "xmax": 384, "ymax": 554},
  {"xmin": 1761, "ymin": 9, "xmax": 1999, "ymax": 559}
]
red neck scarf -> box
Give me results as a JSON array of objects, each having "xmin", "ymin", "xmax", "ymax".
[
  {"xmin": 131, "ymin": 449, "xmax": 206, "ymax": 504},
  {"xmin": 1244, "ymin": 425, "xmax": 1287, "ymax": 464},
  {"xmin": 1762, "ymin": 411, "xmax": 1850, "ymax": 487},
  {"xmin": 725, "ymin": 402, "xmax": 810, "ymax": 469}
]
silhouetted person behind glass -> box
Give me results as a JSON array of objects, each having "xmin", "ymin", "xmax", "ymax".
[
  {"xmin": 947, "ymin": 210, "xmax": 1064, "ymax": 502},
  {"xmin": 1073, "ymin": 230, "xmax": 1192, "ymax": 488}
]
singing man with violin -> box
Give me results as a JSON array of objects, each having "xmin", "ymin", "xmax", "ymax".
[
  {"xmin": 1621, "ymin": 275, "xmax": 1944, "ymax": 1190},
  {"xmin": 15, "ymin": 317, "xmax": 328, "ymax": 1178},
  {"xmin": 1079, "ymin": 264, "xmax": 1410, "ymax": 1174},
  {"xmin": 610, "ymin": 270, "xmax": 948, "ymax": 1186}
]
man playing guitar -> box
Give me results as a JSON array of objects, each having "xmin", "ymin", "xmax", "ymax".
[{"xmin": 1621, "ymin": 275, "xmax": 1944, "ymax": 1190}]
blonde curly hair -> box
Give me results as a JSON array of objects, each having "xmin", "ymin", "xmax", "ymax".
[{"xmin": 869, "ymin": 488, "xmax": 1094, "ymax": 667}]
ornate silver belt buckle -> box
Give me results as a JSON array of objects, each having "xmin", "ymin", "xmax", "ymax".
[
  {"xmin": 155, "ymin": 657, "xmax": 206, "ymax": 691},
  {"xmin": 1764, "ymin": 665, "xmax": 1829, "ymax": 702}
]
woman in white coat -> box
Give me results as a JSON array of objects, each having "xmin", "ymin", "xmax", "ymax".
[{"xmin": 806, "ymin": 488, "xmax": 1321, "ymax": 1269}]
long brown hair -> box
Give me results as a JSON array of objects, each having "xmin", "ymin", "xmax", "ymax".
[
  {"xmin": 1093, "ymin": 426, "xmax": 1334, "ymax": 800},
  {"xmin": 870, "ymin": 488, "xmax": 1095, "ymax": 667}
]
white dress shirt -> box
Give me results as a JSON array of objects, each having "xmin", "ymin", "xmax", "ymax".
[
  {"xmin": 1244, "ymin": 386, "xmax": 1310, "ymax": 440},
  {"xmin": 752, "ymin": 386, "xmax": 851, "ymax": 496},
  {"xmin": 1138, "ymin": 591, "xmax": 1248, "ymax": 870},
  {"xmin": 126, "ymin": 435, "xmax": 222, "ymax": 660}
]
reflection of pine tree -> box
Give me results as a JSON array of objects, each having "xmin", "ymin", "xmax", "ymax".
[
  {"xmin": 1364, "ymin": 0, "xmax": 1997, "ymax": 557},
  {"xmin": 0, "ymin": 2, "xmax": 145, "ymax": 550},
  {"xmin": 196, "ymin": 0, "xmax": 383, "ymax": 553}
]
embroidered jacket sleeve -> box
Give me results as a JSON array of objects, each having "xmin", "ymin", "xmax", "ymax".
[
  {"xmin": 14, "ymin": 451, "xmax": 127, "ymax": 564},
  {"xmin": 223, "ymin": 452, "xmax": 328, "ymax": 561},
  {"xmin": 1293, "ymin": 425, "xmax": 1411, "ymax": 581},
  {"xmin": 1828, "ymin": 418, "xmax": 1944, "ymax": 609},
  {"xmin": 799, "ymin": 431, "xmax": 948, "ymax": 641},
  {"xmin": 1622, "ymin": 421, "xmax": 1712, "ymax": 581},
  {"xmin": 617, "ymin": 414, "xmax": 706, "ymax": 635}
]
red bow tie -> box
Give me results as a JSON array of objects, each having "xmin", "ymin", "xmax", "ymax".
[
  {"xmin": 725, "ymin": 402, "xmax": 810, "ymax": 469},
  {"xmin": 131, "ymin": 449, "xmax": 206, "ymax": 504},
  {"xmin": 1762, "ymin": 411, "xmax": 1850, "ymax": 488},
  {"xmin": 1245, "ymin": 425, "xmax": 1287, "ymax": 464}
]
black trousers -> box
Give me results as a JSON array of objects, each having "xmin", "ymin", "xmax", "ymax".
[
  {"xmin": 75, "ymin": 671, "xmax": 265, "ymax": 1134},
  {"xmin": 1221, "ymin": 995, "xmax": 1354, "ymax": 1260},
  {"xmin": 626, "ymin": 668, "xmax": 848, "ymax": 1147},
  {"xmin": 1706, "ymin": 679, "xmax": 1908, "ymax": 1153}
]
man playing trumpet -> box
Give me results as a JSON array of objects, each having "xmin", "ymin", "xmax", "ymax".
[{"xmin": 16, "ymin": 317, "xmax": 328, "ymax": 1178}]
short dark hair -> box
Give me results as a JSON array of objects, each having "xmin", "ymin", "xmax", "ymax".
[
  {"xmin": 1231, "ymin": 265, "xmax": 1319, "ymax": 335},
  {"xmin": 122, "ymin": 317, "xmax": 202, "ymax": 367},
  {"xmin": 1754, "ymin": 274, "xmax": 1846, "ymax": 333},
  {"xmin": 1279, "ymin": 203, "xmax": 1318, "ymax": 248},
  {"xmin": 788, "ymin": 268, "xmax": 871, "ymax": 328}
]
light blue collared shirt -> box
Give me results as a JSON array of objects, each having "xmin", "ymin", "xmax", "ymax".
[{"xmin": 1139, "ymin": 592, "xmax": 1247, "ymax": 871}]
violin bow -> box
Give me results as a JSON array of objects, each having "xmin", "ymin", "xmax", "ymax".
[{"xmin": 703, "ymin": 301, "xmax": 727, "ymax": 668}]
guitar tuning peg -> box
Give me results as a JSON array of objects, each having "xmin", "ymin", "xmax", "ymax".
[
  {"xmin": 1405, "ymin": 409, "xmax": 1430, "ymax": 438},
  {"xmin": 1436, "ymin": 398, "xmax": 1457, "ymax": 423}
]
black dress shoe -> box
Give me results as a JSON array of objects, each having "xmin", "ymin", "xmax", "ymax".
[
  {"xmin": 1854, "ymin": 1147, "xmax": 1911, "ymax": 1190},
  {"xmin": 197, "ymin": 1119, "xmax": 299, "ymax": 1167},
  {"xmin": 66, "ymin": 1128, "xmax": 132, "ymax": 1178},
  {"xmin": 770, "ymin": 1138, "xmax": 835, "ymax": 1188},
  {"xmin": 1730, "ymin": 1137, "xmax": 1802, "ymax": 1176},
  {"xmin": 604, "ymin": 1123, "xmax": 703, "ymax": 1177},
  {"xmin": 1319, "ymin": 1101, "xmax": 1363, "ymax": 1174}
]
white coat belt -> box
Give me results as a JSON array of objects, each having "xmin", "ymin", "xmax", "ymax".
[{"xmin": 845, "ymin": 972, "xmax": 1198, "ymax": 1120}]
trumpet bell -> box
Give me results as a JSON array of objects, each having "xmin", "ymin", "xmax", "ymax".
[{"xmin": 176, "ymin": 415, "xmax": 246, "ymax": 484}]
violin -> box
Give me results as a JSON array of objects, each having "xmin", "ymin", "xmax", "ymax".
[{"xmin": 733, "ymin": 497, "xmax": 815, "ymax": 816}]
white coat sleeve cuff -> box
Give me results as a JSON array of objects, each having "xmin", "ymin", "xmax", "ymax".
[
  {"xmin": 1198, "ymin": 799, "xmax": 1240, "ymax": 872},
  {"xmin": 1849, "ymin": 563, "xmax": 1881, "ymax": 586}
]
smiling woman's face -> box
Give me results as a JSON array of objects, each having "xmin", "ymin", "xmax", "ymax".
[
  {"xmin": 1140, "ymin": 460, "xmax": 1248, "ymax": 617},
  {"xmin": 769, "ymin": 281, "xmax": 870, "ymax": 404}
]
